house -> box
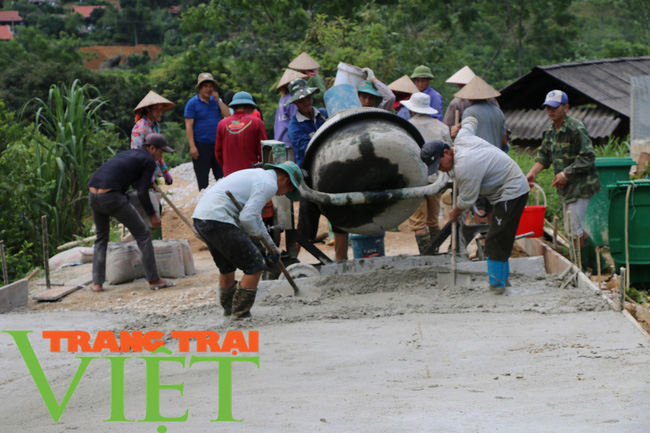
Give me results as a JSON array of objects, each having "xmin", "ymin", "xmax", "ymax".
[
  {"xmin": 72, "ymin": 5, "xmax": 105, "ymax": 23},
  {"xmin": 0, "ymin": 11, "xmax": 23, "ymax": 29},
  {"xmin": 0, "ymin": 25, "xmax": 13, "ymax": 41},
  {"xmin": 499, "ymin": 56, "xmax": 650, "ymax": 147}
]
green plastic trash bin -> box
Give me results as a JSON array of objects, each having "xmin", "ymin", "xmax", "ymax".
[
  {"xmin": 583, "ymin": 157, "xmax": 635, "ymax": 247},
  {"xmin": 608, "ymin": 180, "xmax": 650, "ymax": 286}
]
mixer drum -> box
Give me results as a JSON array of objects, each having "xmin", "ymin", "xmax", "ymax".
[{"xmin": 302, "ymin": 107, "xmax": 426, "ymax": 234}]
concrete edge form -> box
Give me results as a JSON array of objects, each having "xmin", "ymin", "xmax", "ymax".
[
  {"xmin": 0, "ymin": 278, "xmax": 28, "ymax": 313},
  {"xmin": 516, "ymin": 237, "xmax": 650, "ymax": 340}
]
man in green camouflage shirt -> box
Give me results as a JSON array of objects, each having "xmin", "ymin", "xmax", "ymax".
[{"xmin": 526, "ymin": 90, "xmax": 604, "ymax": 270}]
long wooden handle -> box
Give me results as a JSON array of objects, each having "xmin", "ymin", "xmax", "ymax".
[
  {"xmin": 225, "ymin": 191, "xmax": 300, "ymax": 295},
  {"xmin": 153, "ymin": 184, "xmax": 201, "ymax": 238}
]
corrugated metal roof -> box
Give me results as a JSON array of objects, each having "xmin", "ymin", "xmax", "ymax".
[
  {"xmin": 504, "ymin": 107, "xmax": 621, "ymax": 141},
  {"xmin": 500, "ymin": 56, "xmax": 650, "ymax": 117}
]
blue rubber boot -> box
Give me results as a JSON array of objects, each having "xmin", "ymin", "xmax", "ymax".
[{"xmin": 487, "ymin": 258, "xmax": 508, "ymax": 294}]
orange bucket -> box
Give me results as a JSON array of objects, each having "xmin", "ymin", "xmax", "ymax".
[{"xmin": 516, "ymin": 183, "xmax": 547, "ymax": 238}]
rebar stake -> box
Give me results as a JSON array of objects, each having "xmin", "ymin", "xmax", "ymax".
[
  {"xmin": 1, "ymin": 240, "xmax": 8, "ymax": 286},
  {"xmin": 42, "ymin": 215, "xmax": 50, "ymax": 290},
  {"xmin": 619, "ymin": 267, "xmax": 626, "ymax": 312}
]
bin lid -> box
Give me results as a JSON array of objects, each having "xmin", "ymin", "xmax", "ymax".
[
  {"xmin": 595, "ymin": 157, "xmax": 635, "ymax": 168},
  {"xmin": 607, "ymin": 180, "xmax": 650, "ymax": 191}
]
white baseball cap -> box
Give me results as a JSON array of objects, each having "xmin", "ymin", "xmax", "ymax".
[{"xmin": 542, "ymin": 90, "xmax": 568, "ymax": 107}]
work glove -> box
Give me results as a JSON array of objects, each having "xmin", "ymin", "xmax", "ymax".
[
  {"xmin": 362, "ymin": 68, "xmax": 375, "ymax": 81},
  {"xmin": 164, "ymin": 173, "xmax": 173, "ymax": 185},
  {"xmin": 265, "ymin": 249, "xmax": 281, "ymax": 264}
]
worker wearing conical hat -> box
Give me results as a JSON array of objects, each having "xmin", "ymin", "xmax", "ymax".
[
  {"xmin": 442, "ymin": 66, "xmax": 501, "ymax": 128},
  {"xmin": 409, "ymin": 65, "xmax": 444, "ymax": 121},
  {"xmin": 131, "ymin": 91, "xmax": 175, "ymax": 186},
  {"xmin": 289, "ymin": 52, "xmax": 327, "ymax": 108},
  {"xmin": 451, "ymin": 76, "xmax": 507, "ymax": 151},
  {"xmin": 388, "ymin": 75, "xmax": 419, "ymax": 120},
  {"xmin": 273, "ymin": 68, "xmax": 307, "ymax": 161}
]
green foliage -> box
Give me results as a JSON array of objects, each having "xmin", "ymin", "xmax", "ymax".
[
  {"xmin": 0, "ymin": 27, "xmax": 84, "ymax": 69},
  {"xmin": 0, "ymin": 132, "xmax": 52, "ymax": 282},
  {"xmin": 595, "ymin": 136, "xmax": 631, "ymax": 157},
  {"xmin": 20, "ymin": 81, "xmax": 117, "ymax": 244},
  {"xmin": 0, "ymin": 58, "xmax": 148, "ymax": 138},
  {"xmin": 157, "ymin": 121, "xmax": 189, "ymax": 168}
]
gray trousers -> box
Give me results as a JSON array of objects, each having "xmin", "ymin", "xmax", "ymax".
[{"xmin": 89, "ymin": 191, "xmax": 159, "ymax": 285}]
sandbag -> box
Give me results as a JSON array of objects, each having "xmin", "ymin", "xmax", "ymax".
[
  {"xmin": 106, "ymin": 243, "xmax": 144, "ymax": 284},
  {"xmin": 48, "ymin": 247, "xmax": 85, "ymax": 271},
  {"xmin": 178, "ymin": 239, "xmax": 196, "ymax": 276},
  {"xmin": 153, "ymin": 240, "xmax": 186, "ymax": 279},
  {"xmin": 126, "ymin": 190, "xmax": 161, "ymax": 229}
]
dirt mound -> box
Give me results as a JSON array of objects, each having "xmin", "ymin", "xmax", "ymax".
[{"xmin": 79, "ymin": 45, "xmax": 162, "ymax": 70}]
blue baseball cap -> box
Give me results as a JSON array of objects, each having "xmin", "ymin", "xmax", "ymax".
[{"xmin": 542, "ymin": 90, "xmax": 568, "ymax": 108}]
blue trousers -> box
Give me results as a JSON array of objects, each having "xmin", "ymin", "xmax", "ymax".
[{"xmin": 192, "ymin": 141, "xmax": 223, "ymax": 191}]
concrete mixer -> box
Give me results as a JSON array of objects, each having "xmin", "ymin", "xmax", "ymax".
[{"xmin": 300, "ymin": 84, "xmax": 446, "ymax": 234}]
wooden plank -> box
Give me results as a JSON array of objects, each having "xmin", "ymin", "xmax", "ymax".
[
  {"xmin": 65, "ymin": 274, "xmax": 93, "ymax": 287},
  {"xmin": 33, "ymin": 285, "xmax": 84, "ymax": 302}
]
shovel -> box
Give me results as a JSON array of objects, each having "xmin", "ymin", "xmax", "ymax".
[{"xmin": 225, "ymin": 191, "xmax": 300, "ymax": 296}]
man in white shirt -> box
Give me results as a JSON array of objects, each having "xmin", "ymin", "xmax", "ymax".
[{"xmin": 192, "ymin": 162, "xmax": 303, "ymax": 318}]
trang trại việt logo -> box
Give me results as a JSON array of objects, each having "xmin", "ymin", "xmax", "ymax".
[{"xmin": 2, "ymin": 330, "xmax": 260, "ymax": 430}]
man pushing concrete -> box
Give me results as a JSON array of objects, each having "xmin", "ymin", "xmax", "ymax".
[
  {"xmin": 422, "ymin": 117, "xmax": 529, "ymax": 293},
  {"xmin": 192, "ymin": 162, "xmax": 303, "ymax": 319}
]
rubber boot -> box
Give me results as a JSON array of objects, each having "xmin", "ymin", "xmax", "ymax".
[
  {"xmin": 415, "ymin": 230, "xmax": 431, "ymax": 255},
  {"xmin": 487, "ymin": 258, "xmax": 508, "ymax": 294},
  {"xmin": 428, "ymin": 227, "xmax": 440, "ymax": 242},
  {"xmin": 219, "ymin": 282, "xmax": 237, "ymax": 316},
  {"xmin": 232, "ymin": 282, "xmax": 257, "ymax": 319}
]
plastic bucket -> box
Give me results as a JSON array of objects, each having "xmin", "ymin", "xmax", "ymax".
[
  {"xmin": 334, "ymin": 62, "xmax": 365, "ymax": 88},
  {"xmin": 516, "ymin": 183, "xmax": 546, "ymax": 238},
  {"xmin": 350, "ymin": 233, "xmax": 385, "ymax": 259},
  {"xmin": 323, "ymin": 84, "xmax": 361, "ymax": 117}
]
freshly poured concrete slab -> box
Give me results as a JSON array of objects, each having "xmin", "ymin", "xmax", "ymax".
[{"xmin": 0, "ymin": 262, "xmax": 648, "ymax": 432}]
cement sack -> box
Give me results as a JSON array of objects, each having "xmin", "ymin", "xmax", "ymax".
[
  {"xmin": 178, "ymin": 239, "xmax": 196, "ymax": 276},
  {"xmin": 80, "ymin": 247, "xmax": 94, "ymax": 264},
  {"xmin": 127, "ymin": 190, "xmax": 161, "ymax": 229},
  {"xmin": 48, "ymin": 247, "xmax": 85, "ymax": 271},
  {"xmin": 106, "ymin": 243, "xmax": 144, "ymax": 285},
  {"xmin": 153, "ymin": 240, "xmax": 186, "ymax": 279}
]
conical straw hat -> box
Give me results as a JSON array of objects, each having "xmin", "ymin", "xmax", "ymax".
[
  {"xmin": 446, "ymin": 66, "xmax": 476, "ymax": 85},
  {"xmin": 388, "ymin": 75, "xmax": 419, "ymax": 94},
  {"xmin": 276, "ymin": 68, "xmax": 308, "ymax": 90},
  {"xmin": 454, "ymin": 76, "xmax": 500, "ymax": 100},
  {"xmin": 288, "ymin": 52, "xmax": 320, "ymax": 70},
  {"xmin": 133, "ymin": 91, "xmax": 175, "ymax": 113}
]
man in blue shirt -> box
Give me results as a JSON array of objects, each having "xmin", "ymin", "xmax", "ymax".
[
  {"xmin": 286, "ymin": 78, "xmax": 327, "ymax": 168},
  {"xmin": 410, "ymin": 65, "xmax": 444, "ymax": 122},
  {"xmin": 184, "ymin": 72, "xmax": 230, "ymax": 190}
]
